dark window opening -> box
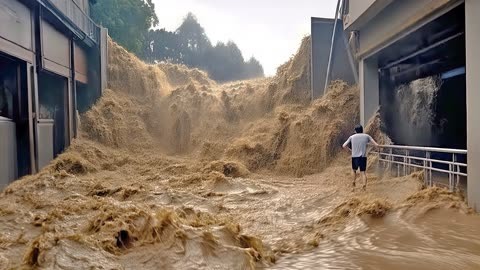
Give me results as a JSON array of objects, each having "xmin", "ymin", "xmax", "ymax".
[
  {"xmin": 75, "ymin": 81, "xmax": 94, "ymax": 113},
  {"xmin": 0, "ymin": 53, "xmax": 32, "ymax": 180},
  {"xmin": 378, "ymin": 4, "xmax": 466, "ymax": 151},
  {"xmin": 376, "ymin": 4, "xmax": 467, "ymax": 180},
  {"xmin": 38, "ymin": 71, "xmax": 69, "ymax": 157}
]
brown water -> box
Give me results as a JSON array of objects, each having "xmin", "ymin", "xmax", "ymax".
[
  {"xmin": 272, "ymin": 208, "xmax": 480, "ymax": 270},
  {"xmin": 1, "ymin": 38, "xmax": 480, "ymax": 269},
  {"xmin": 1, "ymin": 144, "xmax": 479, "ymax": 269}
]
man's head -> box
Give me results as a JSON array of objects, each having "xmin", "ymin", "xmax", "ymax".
[{"xmin": 355, "ymin": 125, "xmax": 363, "ymax": 134}]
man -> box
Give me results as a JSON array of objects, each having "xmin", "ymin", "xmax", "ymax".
[{"xmin": 342, "ymin": 125, "xmax": 379, "ymax": 190}]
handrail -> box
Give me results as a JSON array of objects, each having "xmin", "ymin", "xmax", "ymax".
[
  {"xmin": 40, "ymin": 0, "xmax": 100, "ymax": 45},
  {"xmin": 378, "ymin": 144, "xmax": 467, "ymax": 154},
  {"xmin": 378, "ymin": 152, "xmax": 467, "ymax": 167},
  {"xmin": 377, "ymin": 158, "xmax": 468, "ymax": 177},
  {"xmin": 374, "ymin": 144, "xmax": 467, "ymax": 192}
]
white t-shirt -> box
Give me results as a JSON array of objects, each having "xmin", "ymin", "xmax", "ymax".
[{"xmin": 343, "ymin": 133, "xmax": 374, "ymax": 158}]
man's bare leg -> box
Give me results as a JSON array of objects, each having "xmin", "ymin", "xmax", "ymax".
[
  {"xmin": 352, "ymin": 170, "xmax": 357, "ymax": 191},
  {"xmin": 361, "ymin": 172, "xmax": 367, "ymax": 190}
]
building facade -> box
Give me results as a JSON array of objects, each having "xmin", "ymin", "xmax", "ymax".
[
  {"xmin": 0, "ymin": 0, "xmax": 107, "ymax": 188},
  {"xmin": 343, "ymin": 0, "xmax": 480, "ymax": 209}
]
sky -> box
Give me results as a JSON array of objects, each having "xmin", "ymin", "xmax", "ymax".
[{"xmin": 152, "ymin": 0, "xmax": 338, "ymax": 76}]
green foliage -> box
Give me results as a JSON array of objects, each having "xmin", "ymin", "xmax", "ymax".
[
  {"xmin": 145, "ymin": 13, "xmax": 264, "ymax": 82},
  {"xmin": 91, "ymin": 0, "xmax": 158, "ymax": 54}
]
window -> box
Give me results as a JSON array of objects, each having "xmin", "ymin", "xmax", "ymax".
[{"xmin": 0, "ymin": 67, "xmax": 16, "ymax": 120}]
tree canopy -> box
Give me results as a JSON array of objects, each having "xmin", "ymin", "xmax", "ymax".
[
  {"xmin": 91, "ymin": 5, "xmax": 264, "ymax": 82},
  {"xmin": 146, "ymin": 13, "xmax": 264, "ymax": 82},
  {"xmin": 90, "ymin": 0, "xmax": 159, "ymax": 54}
]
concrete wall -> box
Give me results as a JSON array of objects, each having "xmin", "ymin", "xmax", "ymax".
[
  {"xmin": 356, "ymin": 0, "xmax": 460, "ymax": 58},
  {"xmin": 0, "ymin": 0, "xmax": 32, "ymax": 50},
  {"xmin": 0, "ymin": 0, "xmax": 34, "ymax": 63},
  {"xmin": 50, "ymin": 0, "xmax": 89, "ymax": 16},
  {"xmin": 344, "ymin": 0, "xmax": 393, "ymax": 31},
  {"xmin": 344, "ymin": 0, "xmax": 376, "ymax": 28},
  {"xmin": 311, "ymin": 18, "xmax": 356, "ymax": 99},
  {"xmin": 359, "ymin": 57, "xmax": 379, "ymax": 126},
  {"xmin": 73, "ymin": 0, "xmax": 89, "ymax": 14},
  {"xmin": 466, "ymin": 0, "xmax": 480, "ymax": 210}
]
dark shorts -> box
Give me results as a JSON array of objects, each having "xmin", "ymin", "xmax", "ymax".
[{"xmin": 352, "ymin": 157, "xmax": 367, "ymax": 172}]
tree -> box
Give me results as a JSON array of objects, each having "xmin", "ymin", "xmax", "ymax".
[
  {"xmin": 146, "ymin": 29, "xmax": 182, "ymax": 63},
  {"xmin": 243, "ymin": 57, "xmax": 264, "ymax": 79},
  {"xmin": 206, "ymin": 41, "xmax": 245, "ymax": 81},
  {"xmin": 175, "ymin": 13, "xmax": 212, "ymax": 68},
  {"xmin": 91, "ymin": 0, "xmax": 158, "ymax": 54},
  {"xmin": 143, "ymin": 12, "xmax": 265, "ymax": 82}
]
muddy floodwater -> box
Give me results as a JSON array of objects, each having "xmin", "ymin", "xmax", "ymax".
[
  {"xmin": 1, "ymin": 38, "xmax": 479, "ymax": 269},
  {"xmin": 2, "ymin": 150, "xmax": 479, "ymax": 269},
  {"xmin": 272, "ymin": 204, "xmax": 480, "ymax": 270}
]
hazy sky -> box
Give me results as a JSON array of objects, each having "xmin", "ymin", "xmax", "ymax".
[{"xmin": 152, "ymin": 0, "xmax": 338, "ymax": 76}]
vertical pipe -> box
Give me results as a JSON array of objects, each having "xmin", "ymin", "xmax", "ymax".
[
  {"xmin": 31, "ymin": 5, "xmax": 43, "ymax": 173},
  {"xmin": 324, "ymin": 0, "xmax": 341, "ymax": 94},
  {"xmin": 310, "ymin": 18, "xmax": 315, "ymax": 101},
  {"xmin": 70, "ymin": 39, "xmax": 77, "ymax": 138},
  {"xmin": 26, "ymin": 63, "xmax": 36, "ymax": 174}
]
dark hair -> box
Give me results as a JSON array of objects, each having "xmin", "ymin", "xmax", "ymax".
[{"xmin": 355, "ymin": 125, "xmax": 363, "ymax": 133}]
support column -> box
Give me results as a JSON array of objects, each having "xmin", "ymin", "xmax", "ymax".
[
  {"xmin": 359, "ymin": 57, "xmax": 379, "ymax": 126},
  {"xmin": 466, "ymin": 0, "xmax": 480, "ymax": 211},
  {"xmin": 100, "ymin": 27, "xmax": 108, "ymax": 94}
]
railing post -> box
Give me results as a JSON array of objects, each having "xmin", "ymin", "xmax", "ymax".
[
  {"xmin": 378, "ymin": 146, "xmax": 466, "ymax": 191},
  {"xmin": 397, "ymin": 149, "xmax": 400, "ymax": 177},
  {"xmin": 449, "ymin": 154, "xmax": 453, "ymax": 191},
  {"xmin": 429, "ymin": 153, "xmax": 433, "ymax": 186},
  {"xmin": 425, "ymin": 151, "xmax": 432, "ymax": 186},
  {"xmin": 387, "ymin": 148, "xmax": 393, "ymax": 176},
  {"xmin": 453, "ymin": 154, "xmax": 458, "ymax": 191},
  {"xmin": 423, "ymin": 152, "xmax": 427, "ymax": 185},
  {"xmin": 377, "ymin": 147, "xmax": 381, "ymax": 169}
]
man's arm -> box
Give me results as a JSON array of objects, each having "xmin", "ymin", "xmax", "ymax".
[
  {"xmin": 368, "ymin": 135, "xmax": 379, "ymax": 147},
  {"xmin": 342, "ymin": 137, "xmax": 352, "ymax": 151}
]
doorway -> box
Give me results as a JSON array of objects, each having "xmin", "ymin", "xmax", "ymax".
[
  {"xmin": 38, "ymin": 71, "xmax": 69, "ymax": 157},
  {"xmin": 0, "ymin": 53, "xmax": 32, "ymax": 182}
]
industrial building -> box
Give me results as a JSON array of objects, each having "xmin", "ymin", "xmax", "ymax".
[
  {"xmin": 0, "ymin": 0, "xmax": 107, "ymax": 188},
  {"xmin": 340, "ymin": 0, "xmax": 479, "ymax": 209}
]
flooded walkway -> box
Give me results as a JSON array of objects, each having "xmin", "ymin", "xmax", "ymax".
[{"xmin": 271, "ymin": 208, "xmax": 480, "ymax": 269}]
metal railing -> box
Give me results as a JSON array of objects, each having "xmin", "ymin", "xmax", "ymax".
[
  {"xmin": 47, "ymin": 0, "xmax": 100, "ymax": 44},
  {"xmin": 376, "ymin": 145, "xmax": 467, "ymax": 191}
]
